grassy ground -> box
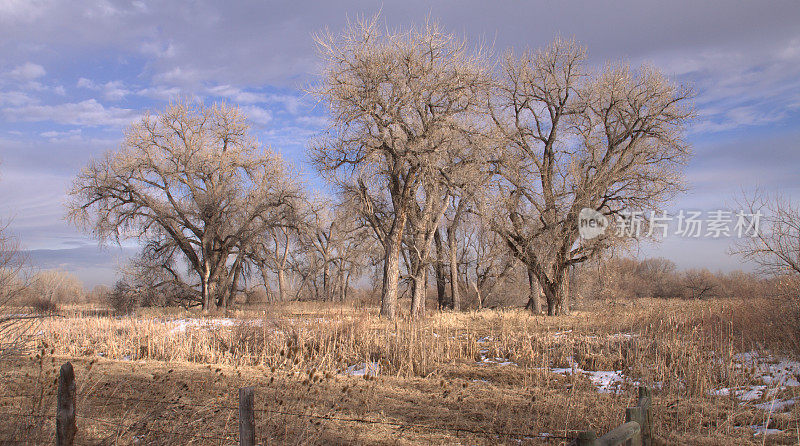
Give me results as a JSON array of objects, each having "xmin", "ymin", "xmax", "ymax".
[{"xmin": 1, "ymin": 297, "xmax": 798, "ymax": 445}]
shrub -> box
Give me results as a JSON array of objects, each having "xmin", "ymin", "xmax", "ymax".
[{"xmin": 28, "ymin": 296, "xmax": 59, "ymax": 314}]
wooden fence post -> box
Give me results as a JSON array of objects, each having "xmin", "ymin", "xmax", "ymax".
[
  {"xmin": 56, "ymin": 362, "xmax": 76, "ymax": 446},
  {"xmin": 239, "ymin": 386, "xmax": 255, "ymax": 446},
  {"xmin": 576, "ymin": 430, "xmax": 598, "ymax": 446},
  {"xmin": 637, "ymin": 387, "xmax": 652, "ymax": 446},
  {"xmin": 624, "ymin": 407, "xmax": 643, "ymax": 446}
]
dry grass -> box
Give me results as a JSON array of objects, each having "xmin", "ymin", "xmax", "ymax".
[{"xmin": 1, "ymin": 297, "xmax": 798, "ymax": 444}]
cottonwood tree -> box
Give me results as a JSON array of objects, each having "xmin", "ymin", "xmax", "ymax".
[
  {"xmin": 119, "ymin": 240, "xmax": 201, "ymax": 308},
  {"xmin": 311, "ymin": 16, "xmax": 490, "ymax": 318},
  {"xmin": 488, "ymin": 38, "xmax": 693, "ymax": 315},
  {"xmin": 68, "ymin": 101, "xmax": 301, "ymax": 311}
]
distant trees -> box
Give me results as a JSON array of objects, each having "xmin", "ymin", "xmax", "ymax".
[
  {"xmin": 487, "ymin": 39, "xmax": 694, "ymax": 315},
  {"xmin": 311, "ymin": 16, "xmax": 490, "ymax": 318},
  {"xmin": 571, "ymin": 256, "xmax": 772, "ymax": 302},
  {"xmin": 68, "ymin": 102, "xmax": 302, "ymax": 311},
  {"xmin": 25, "ymin": 269, "xmax": 84, "ymax": 312}
]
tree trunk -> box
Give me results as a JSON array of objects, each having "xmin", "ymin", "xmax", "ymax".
[
  {"xmin": 410, "ymin": 269, "xmax": 426, "ymax": 318},
  {"xmin": 322, "ymin": 258, "xmax": 330, "ymax": 301},
  {"xmin": 261, "ymin": 270, "xmax": 273, "ymax": 302},
  {"xmin": 526, "ymin": 268, "xmax": 542, "ymax": 314},
  {"xmin": 447, "ymin": 226, "xmax": 460, "ymax": 311},
  {"xmin": 201, "ymin": 268, "xmax": 213, "ymax": 311},
  {"xmin": 344, "ymin": 271, "xmax": 351, "ymax": 301},
  {"xmin": 277, "ymin": 268, "xmax": 287, "ymax": 302},
  {"xmin": 472, "ymin": 281, "xmax": 482, "ymax": 309},
  {"xmin": 380, "ymin": 212, "xmax": 407, "ymax": 319},
  {"xmin": 542, "ymin": 269, "xmax": 568, "ymax": 316},
  {"xmin": 433, "ymin": 229, "xmax": 447, "ymax": 309}
]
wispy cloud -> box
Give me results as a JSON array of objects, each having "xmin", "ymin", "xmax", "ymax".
[
  {"xmin": 2, "ymin": 99, "xmax": 139, "ymax": 127},
  {"xmin": 8, "ymin": 62, "xmax": 45, "ymax": 80},
  {"xmin": 77, "ymin": 78, "xmax": 130, "ymax": 101}
]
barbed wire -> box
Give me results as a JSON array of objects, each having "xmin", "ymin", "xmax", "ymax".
[{"xmin": 4, "ymin": 391, "xmax": 577, "ymax": 442}]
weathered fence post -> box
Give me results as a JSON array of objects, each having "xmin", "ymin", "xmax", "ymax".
[
  {"xmin": 624, "ymin": 407, "xmax": 643, "ymax": 446},
  {"xmin": 576, "ymin": 430, "xmax": 598, "ymax": 446},
  {"xmin": 239, "ymin": 386, "xmax": 255, "ymax": 446},
  {"xmin": 637, "ymin": 387, "xmax": 652, "ymax": 446},
  {"xmin": 56, "ymin": 362, "xmax": 76, "ymax": 446}
]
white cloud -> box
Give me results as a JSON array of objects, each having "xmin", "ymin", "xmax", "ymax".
[
  {"xmin": 207, "ymin": 85, "xmax": 267, "ymax": 104},
  {"xmin": 76, "ymin": 77, "xmax": 95, "ymax": 89},
  {"xmin": 77, "ymin": 78, "xmax": 130, "ymax": 101},
  {"xmin": 9, "ymin": 62, "xmax": 45, "ymax": 80},
  {"xmin": 3, "ymin": 99, "xmax": 138, "ymax": 127},
  {"xmin": 140, "ymin": 40, "xmax": 177, "ymax": 58},
  {"xmin": 0, "ymin": 0, "xmax": 48, "ymax": 23},
  {"xmin": 40, "ymin": 128, "xmax": 82, "ymax": 142},
  {"xmin": 153, "ymin": 66, "xmax": 205, "ymax": 86},
  {"xmin": 0, "ymin": 90, "xmax": 36, "ymax": 106},
  {"xmin": 135, "ymin": 85, "xmax": 185, "ymax": 101},
  {"xmin": 240, "ymin": 105, "xmax": 272, "ymax": 125},
  {"xmin": 296, "ymin": 115, "xmax": 329, "ymax": 128},
  {"xmin": 649, "ymin": 36, "xmax": 800, "ymax": 134}
]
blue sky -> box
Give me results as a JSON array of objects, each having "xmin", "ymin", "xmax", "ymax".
[{"xmin": 1, "ymin": 0, "xmax": 799, "ymax": 287}]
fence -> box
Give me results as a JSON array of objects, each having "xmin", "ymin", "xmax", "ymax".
[
  {"xmin": 43, "ymin": 361, "xmax": 651, "ymax": 445},
  {"xmin": 575, "ymin": 387, "xmax": 652, "ymax": 446}
]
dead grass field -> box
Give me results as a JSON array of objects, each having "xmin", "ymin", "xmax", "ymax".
[{"xmin": 1, "ymin": 298, "xmax": 799, "ymax": 445}]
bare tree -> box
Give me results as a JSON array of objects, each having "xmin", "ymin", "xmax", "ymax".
[
  {"xmin": 731, "ymin": 190, "xmax": 800, "ymax": 277},
  {"xmin": 683, "ymin": 268, "xmax": 718, "ymax": 300},
  {"xmin": 250, "ymin": 225, "xmax": 297, "ymax": 302},
  {"xmin": 291, "ymin": 196, "xmax": 375, "ymax": 302},
  {"xmin": 487, "ymin": 38, "xmax": 693, "ymax": 315},
  {"xmin": 461, "ymin": 215, "xmax": 517, "ymax": 309},
  {"xmin": 0, "ymin": 163, "xmax": 36, "ymax": 356},
  {"xmin": 68, "ymin": 101, "xmax": 301, "ymax": 311},
  {"xmin": 25, "ymin": 269, "xmax": 84, "ymax": 311},
  {"xmin": 311, "ymin": 15, "xmax": 490, "ymax": 318}
]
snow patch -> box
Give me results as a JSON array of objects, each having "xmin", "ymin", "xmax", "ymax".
[
  {"xmin": 751, "ymin": 425, "xmax": 782, "ymax": 436},
  {"xmin": 341, "ymin": 362, "xmax": 380, "ymax": 377},
  {"xmin": 710, "ymin": 351, "xmax": 800, "ymax": 413},
  {"xmin": 550, "ymin": 357, "xmax": 638, "ymax": 393},
  {"xmin": 476, "ymin": 348, "xmax": 518, "ymax": 366},
  {"xmin": 168, "ymin": 318, "xmax": 239, "ymax": 334}
]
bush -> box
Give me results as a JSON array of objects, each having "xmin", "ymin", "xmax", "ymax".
[
  {"xmin": 105, "ymin": 281, "xmax": 138, "ymax": 314},
  {"xmin": 28, "ymin": 296, "xmax": 59, "ymax": 314}
]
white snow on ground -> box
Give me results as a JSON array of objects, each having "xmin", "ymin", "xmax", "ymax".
[
  {"xmin": 709, "ymin": 351, "xmax": 800, "ymax": 413},
  {"xmin": 550, "ymin": 362, "xmax": 638, "ymax": 394},
  {"xmin": 341, "ymin": 362, "xmax": 380, "ymax": 377},
  {"xmin": 733, "ymin": 351, "xmax": 800, "ymax": 386},
  {"xmin": 755, "ymin": 398, "xmax": 796, "ymax": 412},
  {"xmin": 476, "ymin": 348, "xmax": 518, "ymax": 366},
  {"xmin": 167, "ymin": 318, "xmax": 240, "ymax": 334},
  {"xmin": 751, "ymin": 425, "xmax": 783, "ymax": 436}
]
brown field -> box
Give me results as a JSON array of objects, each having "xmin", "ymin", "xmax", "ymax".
[{"xmin": 1, "ymin": 297, "xmax": 799, "ymax": 445}]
